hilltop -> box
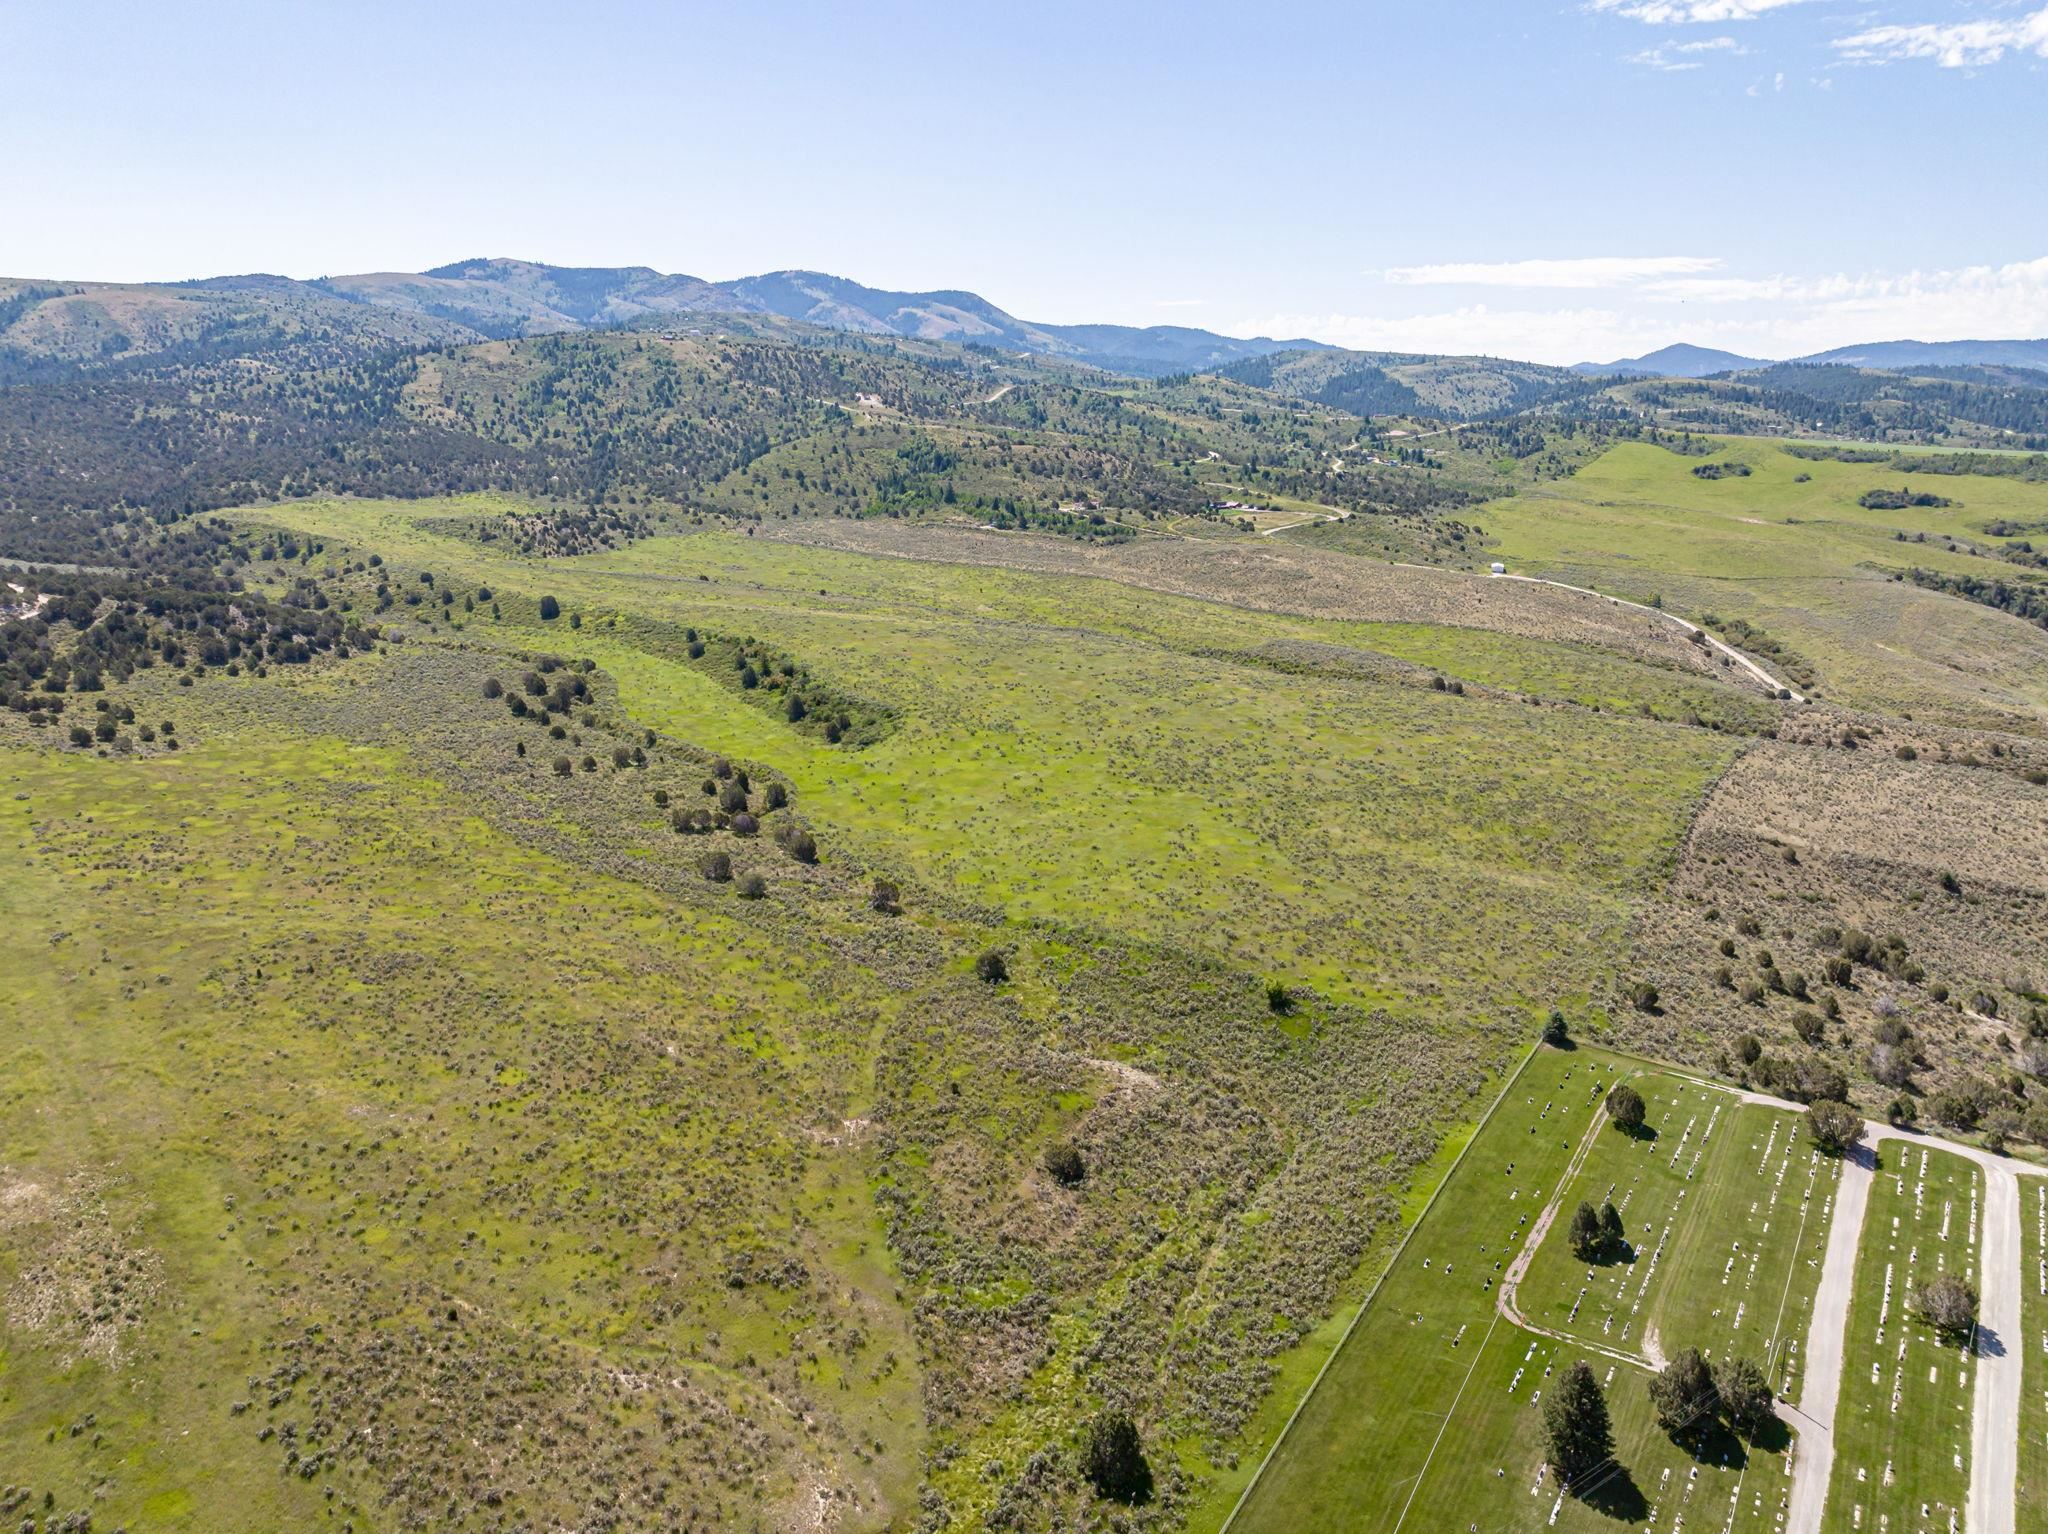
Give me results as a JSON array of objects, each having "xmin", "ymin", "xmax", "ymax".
[{"xmin": 1572, "ymin": 343, "xmax": 1768, "ymax": 378}]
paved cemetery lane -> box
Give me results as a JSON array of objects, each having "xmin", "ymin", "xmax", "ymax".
[
  {"xmin": 1782, "ymin": 1136, "xmax": 1875, "ymax": 1534},
  {"xmin": 1968, "ymin": 1158, "xmax": 2023, "ymax": 1534},
  {"xmin": 1772, "ymin": 1113, "xmax": 2036, "ymax": 1534}
]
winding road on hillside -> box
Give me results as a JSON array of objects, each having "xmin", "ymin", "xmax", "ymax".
[
  {"xmin": 1261, "ymin": 538, "xmax": 1809, "ymax": 701},
  {"xmin": 1487, "ymin": 571, "xmax": 1807, "ymax": 702}
]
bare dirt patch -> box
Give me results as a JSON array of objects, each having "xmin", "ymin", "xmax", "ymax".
[{"xmin": 3, "ymin": 1173, "xmax": 164, "ymax": 1368}]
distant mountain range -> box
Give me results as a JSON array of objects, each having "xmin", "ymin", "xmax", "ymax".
[
  {"xmin": 1796, "ymin": 337, "xmax": 2048, "ymax": 372},
  {"xmin": 0, "ymin": 259, "xmax": 1321, "ymax": 381},
  {"xmin": 1578, "ymin": 338, "xmax": 2048, "ymax": 378},
  {"xmin": 8, "ymin": 257, "xmax": 2048, "ymax": 389},
  {"xmin": 343, "ymin": 260, "xmax": 1325, "ymax": 374}
]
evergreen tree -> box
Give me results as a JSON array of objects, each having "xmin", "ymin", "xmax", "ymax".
[
  {"xmin": 1079, "ymin": 1410, "xmax": 1150, "ymax": 1503},
  {"xmin": 1542, "ymin": 1361, "xmax": 1615, "ymax": 1487},
  {"xmin": 1598, "ymin": 1202, "xmax": 1624, "ymax": 1253},
  {"xmin": 1605, "ymin": 1083, "xmax": 1646, "ymax": 1133},
  {"xmin": 1647, "ymin": 1348, "xmax": 1719, "ymax": 1440},
  {"xmin": 1806, "ymin": 1098, "xmax": 1864, "ymax": 1155},
  {"xmin": 1568, "ymin": 1201, "xmax": 1603, "ymax": 1261},
  {"xmin": 1714, "ymin": 1356, "xmax": 1774, "ymax": 1441}
]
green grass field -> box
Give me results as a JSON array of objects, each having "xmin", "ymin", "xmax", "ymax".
[
  {"xmin": 0, "ymin": 718, "xmax": 926, "ymax": 1531},
  {"xmin": 1, "ymin": 492, "xmax": 1769, "ymax": 1533},
  {"xmin": 240, "ymin": 497, "xmax": 1743, "ymax": 1028},
  {"xmin": 7, "ymin": 276, "xmax": 2048, "ymax": 1534},
  {"xmin": 7, "ymin": 451, "xmax": 2034, "ymax": 1532},
  {"xmin": 1231, "ymin": 1046, "xmax": 1828, "ymax": 1534},
  {"xmin": 1823, "ymin": 1141, "xmax": 1983, "ymax": 1533},
  {"xmin": 1511, "ymin": 1070, "xmax": 1836, "ymax": 1397},
  {"xmin": 1478, "ymin": 438, "xmax": 2048, "ymax": 729},
  {"xmin": 2020, "ymin": 1177, "xmax": 2048, "ymax": 1524}
]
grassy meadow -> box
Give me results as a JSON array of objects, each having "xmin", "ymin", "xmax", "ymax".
[
  {"xmin": 0, "ymin": 489, "xmax": 1774, "ymax": 1532},
  {"xmin": 241, "ymin": 496, "xmax": 1745, "ymax": 1024},
  {"xmin": 5, "ymin": 279, "xmax": 2047, "ymax": 1534},
  {"xmin": 9, "ymin": 445, "xmax": 2035, "ymax": 1532},
  {"xmin": 1478, "ymin": 438, "xmax": 2048, "ymax": 729},
  {"xmin": 0, "ymin": 715, "xmax": 927, "ymax": 1532}
]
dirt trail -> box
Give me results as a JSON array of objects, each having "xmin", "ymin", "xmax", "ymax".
[
  {"xmin": 1485, "ymin": 570, "xmax": 1804, "ymax": 701},
  {"xmin": 1496, "ymin": 1085, "xmax": 1612, "ymax": 1336},
  {"xmin": 1494, "ymin": 1073, "xmax": 1704, "ymax": 1376},
  {"xmin": 2, "ymin": 583, "xmax": 52, "ymax": 622},
  {"xmin": 1259, "ymin": 510, "xmax": 1349, "ymax": 537}
]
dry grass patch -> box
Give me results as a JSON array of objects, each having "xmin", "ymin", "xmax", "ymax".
[{"xmin": 759, "ymin": 517, "xmax": 1732, "ymax": 678}]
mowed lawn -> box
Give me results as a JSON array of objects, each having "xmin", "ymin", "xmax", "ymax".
[
  {"xmin": 1232, "ymin": 1047, "xmax": 1828, "ymax": 1534},
  {"xmin": 1823, "ymin": 1141, "xmax": 1984, "ymax": 1533},
  {"xmin": 2019, "ymin": 1178, "xmax": 2048, "ymax": 1525},
  {"xmin": 1514, "ymin": 1072, "xmax": 1836, "ymax": 1398},
  {"xmin": 1479, "ymin": 438, "xmax": 2048, "ymax": 728}
]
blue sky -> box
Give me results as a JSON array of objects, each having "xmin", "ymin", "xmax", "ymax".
[{"xmin": 4, "ymin": 0, "xmax": 2043, "ymax": 362}]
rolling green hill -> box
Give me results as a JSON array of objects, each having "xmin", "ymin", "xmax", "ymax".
[
  {"xmin": 5, "ymin": 283, "xmax": 2048, "ymax": 1534},
  {"xmin": 1220, "ymin": 345, "xmax": 1602, "ymax": 420}
]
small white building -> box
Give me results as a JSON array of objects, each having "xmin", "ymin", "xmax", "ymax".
[{"xmin": 1490, "ymin": 562, "xmax": 1507, "ymax": 575}]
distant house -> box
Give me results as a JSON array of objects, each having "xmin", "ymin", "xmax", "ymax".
[{"xmin": 1490, "ymin": 562, "xmax": 1506, "ymax": 575}]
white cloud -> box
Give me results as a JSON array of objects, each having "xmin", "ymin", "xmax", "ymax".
[
  {"xmin": 1631, "ymin": 34, "xmax": 1748, "ymax": 68},
  {"xmin": 1591, "ymin": 0, "xmax": 1810, "ymax": 23},
  {"xmin": 1382, "ymin": 256, "xmax": 1723, "ymax": 289},
  {"xmin": 1834, "ymin": 5, "xmax": 2048, "ymax": 67},
  {"xmin": 1242, "ymin": 256, "xmax": 2048, "ymax": 366},
  {"xmin": 1641, "ymin": 274, "xmax": 1799, "ymax": 301}
]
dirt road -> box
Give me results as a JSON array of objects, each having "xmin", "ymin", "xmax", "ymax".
[
  {"xmin": 1259, "ymin": 510, "xmax": 1349, "ymax": 537},
  {"xmin": 1487, "ymin": 571, "xmax": 1805, "ymax": 702}
]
